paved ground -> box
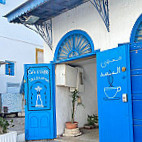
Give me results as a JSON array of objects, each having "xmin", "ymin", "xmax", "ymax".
[
  {"xmin": 6, "ymin": 116, "xmax": 99, "ymax": 142},
  {"xmin": 28, "ymin": 129, "xmax": 99, "ymax": 142},
  {"xmin": 6, "ymin": 116, "xmax": 25, "ymax": 135}
]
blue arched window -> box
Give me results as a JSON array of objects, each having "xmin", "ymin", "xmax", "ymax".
[
  {"xmin": 54, "ymin": 30, "xmax": 94, "ymax": 62},
  {"xmin": 130, "ymin": 14, "xmax": 142, "ymax": 43}
]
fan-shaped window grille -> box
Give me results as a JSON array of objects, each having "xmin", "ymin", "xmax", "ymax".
[
  {"xmin": 131, "ymin": 14, "xmax": 142, "ymax": 43},
  {"xmin": 54, "ymin": 30, "xmax": 94, "ymax": 61},
  {"xmin": 134, "ymin": 22, "xmax": 142, "ymax": 42}
]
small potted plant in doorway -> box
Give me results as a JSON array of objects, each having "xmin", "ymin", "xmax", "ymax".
[
  {"xmin": 64, "ymin": 89, "xmax": 84, "ymax": 137},
  {"xmin": 84, "ymin": 114, "xmax": 99, "ymax": 129}
]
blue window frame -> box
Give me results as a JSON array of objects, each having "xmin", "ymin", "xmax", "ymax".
[
  {"xmin": 5, "ymin": 61, "xmax": 14, "ymax": 76},
  {"xmin": 0, "ymin": 0, "xmax": 6, "ymax": 4},
  {"xmin": 54, "ymin": 30, "xmax": 95, "ymax": 62},
  {"xmin": 130, "ymin": 14, "xmax": 142, "ymax": 43}
]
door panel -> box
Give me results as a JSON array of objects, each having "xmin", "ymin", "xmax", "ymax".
[
  {"xmin": 130, "ymin": 43, "xmax": 142, "ymax": 142},
  {"xmin": 97, "ymin": 45, "xmax": 133, "ymax": 142},
  {"xmin": 24, "ymin": 64, "xmax": 56, "ymax": 141}
]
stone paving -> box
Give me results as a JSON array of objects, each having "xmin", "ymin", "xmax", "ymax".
[
  {"xmin": 6, "ymin": 116, "xmax": 99, "ymax": 142},
  {"xmin": 28, "ymin": 129, "xmax": 99, "ymax": 142},
  {"xmin": 6, "ymin": 116, "xmax": 25, "ymax": 135}
]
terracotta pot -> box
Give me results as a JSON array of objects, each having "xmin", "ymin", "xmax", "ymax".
[{"xmin": 65, "ymin": 122, "xmax": 78, "ymax": 129}]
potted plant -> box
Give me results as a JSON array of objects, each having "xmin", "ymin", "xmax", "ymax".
[
  {"xmin": 0, "ymin": 117, "xmax": 16, "ymax": 142},
  {"xmin": 65, "ymin": 89, "xmax": 84, "ymax": 129},
  {"xmin": 84, "ymin": 114, "xmax": 99, "ymax": 129}
]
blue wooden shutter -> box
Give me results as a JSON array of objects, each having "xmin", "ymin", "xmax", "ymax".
[
  {"xmin": 5, "ymin": 61, "xmax": 14, "ymax": 76},
  {"xmin": 10, "ymin": 62, "xmax": 14, "ymax": 76},
  {"xmin": 5, "ymin": 63, "xmax": 9, "ymax": 75},
  {"xmin": 0, "ymin": 0, "xmax": 6, "ymax": 4}
]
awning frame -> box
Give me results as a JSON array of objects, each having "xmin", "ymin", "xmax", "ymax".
[
  {"xmin": 20, "ymin": 19, "xmax": 52, "ymax": 50},
  {"xmin": 5, "ymin": 0, "xmax": 110, "ymax": 50},
  {"xmin": 91, "ymin": 0, "xmax": 109, "ymax": 32}
]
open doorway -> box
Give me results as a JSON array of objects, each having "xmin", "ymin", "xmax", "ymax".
[{"xmin": 55, "ymin": 56, "xmax": 99, "ymax": 141}]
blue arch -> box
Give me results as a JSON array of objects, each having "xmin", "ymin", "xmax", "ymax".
[
  {"xmin": 130, "ymin": 14, "xmax": 142, "ymax": 43},
  {"xmin": 54, "ymin": 30, "xmax": 95, "ymax": 62}
]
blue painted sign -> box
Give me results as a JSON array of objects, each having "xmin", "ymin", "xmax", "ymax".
[
  {"xmin": 97, "ymin": 45, "xmax": 133, "ymax": 142},
  {"xmin": 24, "ymin": 64, "xmax": 56, "ymax": 141}
]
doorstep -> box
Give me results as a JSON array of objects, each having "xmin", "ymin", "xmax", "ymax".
[
  {"xmin": 17, "ymin": 133, "xmax": 25, "ymax": 142},
  {"xmin": 0, "ymin": 131, "xmax": 17, "ymax": 142}
]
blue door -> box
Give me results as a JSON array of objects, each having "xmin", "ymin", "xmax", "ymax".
[
  {"xmin": 130, "ymin": 42, "xmax": 142, "ymax": 142},
  {"xmin": 24, "ymin": 64, "xmax": 56, "ymax": 141},
  {"xmin": 97, "ymin": 45, "xmax": 133, "ymax": 142}
]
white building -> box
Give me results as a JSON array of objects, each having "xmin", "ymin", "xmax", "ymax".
[
  {"xmin": 4, "ymin": 0, "xmax": 142, "ymax": 142},
  {"xmin": 0, "ymin": 0, "xmax": 43, "ymax": 114}
]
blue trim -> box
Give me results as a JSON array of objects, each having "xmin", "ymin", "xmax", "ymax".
[
  {"xmin": 0, "ymin": 0, "xmax": 6, "ymax": 4},
  {"xmin": 0, "ymin": 0, "xmax": 5, "ymax": 4},
  {"xmin": 5, "ymin": 0, "xmax": 48, "ymax": 22},
  {"xmin": 130, "ymin": 42, "xmax": 142, "ymax": 51},
  {"xmin": 54, "ymin": 30, "xmax": 96, "ymax": 63},
  {"xmin": 5, "ymin": 0, "xmax": 89, "ymax": 24},
  {"xmin": 53, "ymin": 51, "xmax": 99, "ymax": 64},
  {"xmin": 52, "ymin": 64, "xmax": 57, "ymax": 138},
  {"xmin": 5, "ymin": 61, "xmax": 14, "ymax": 76},
  {"xmin": 130, "ymin": 14, "xmax": 142, "ymax": 43}
]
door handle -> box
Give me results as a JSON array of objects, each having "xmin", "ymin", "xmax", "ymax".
[
  {"xmin": 122, "ymin": 67, "xmax": 126, "ymax": 72},
  {"xmin": 122, "ymin": 94, "xmax": 128, "ymax": 102}
]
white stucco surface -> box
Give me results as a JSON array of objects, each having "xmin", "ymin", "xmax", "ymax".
[
  {"xmin": 74, "ymin": 59, "xmax": 98, "ymax": 128},
  {"xmin": 44, "ymin": 0, "xmax": 142, "ymax": 62},
  {"xmin": 0, "ymin": 0, "xmax": 43, "ymax": 93}
]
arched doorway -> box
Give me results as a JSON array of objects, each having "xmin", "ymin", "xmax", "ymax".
[{"xmin": 54, "ymin": 30, "xmax": 99, "ymax": 138}]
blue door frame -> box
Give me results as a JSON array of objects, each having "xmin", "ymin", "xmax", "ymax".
[
  {"xmin": 24, "ymin": 64, "xmax": 56, "ymax": 141},
  {"xmin": 97, "ymin": 44, "xmax": 133, "ymax": 142}
]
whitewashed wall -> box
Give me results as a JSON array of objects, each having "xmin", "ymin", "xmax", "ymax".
[
  {"xmin": 44, "ymin": 0, "xmax": 142, "ymax": 136},
  {"xmin": 45, "ymin": 0, "xmax": 142, "ymax": 62},
  {"xmin": 0, "ymin": 0, "xmax": 43, "ymax": 93}
]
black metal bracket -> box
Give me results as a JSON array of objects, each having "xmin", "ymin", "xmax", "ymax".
[
  {"xmin": 19, "ymin": 18, "xmax": 52, "ymax": 50},
  {"xmin": 90, "ymin": 0, "xmax": 110, "ymax": 32}
]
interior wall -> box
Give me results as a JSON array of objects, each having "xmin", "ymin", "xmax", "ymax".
[
  {"xmin": 55, "ymin": 58, "xmax": 97, "ymax": 135},
  {"xmin": 75, "ymin": 59, "xmax": 98, "ymax": 127}
]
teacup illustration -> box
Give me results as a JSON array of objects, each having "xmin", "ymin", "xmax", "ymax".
[{"xmin": 104, "ymin": 87, "xmax": 121, "ymax": 99}]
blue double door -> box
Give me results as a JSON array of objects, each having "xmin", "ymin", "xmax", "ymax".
[
  {"xmin": 97, "ymin": 45, "xmax": 133, "ymax": 142},
  {"xmin": 24, "ymin": 64, "xmax": 56, "ymax": 141},
  {"xmin": 130, "ymin": 43, "xmax": 142, "ymax": 142}
]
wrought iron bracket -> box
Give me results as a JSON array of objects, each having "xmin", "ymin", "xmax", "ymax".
[
  {"xmin": 19, "ymin": 18, "xmax": 52, "ymax": 50},
  {"xmin": 90, "ymin": 0, "xmax": 110, "ymax": 32}
]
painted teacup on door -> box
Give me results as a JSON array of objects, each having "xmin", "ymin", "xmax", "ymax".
[{"xmin": 104, "ymin": 86, "xmax": 121, "ymax": 99}]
